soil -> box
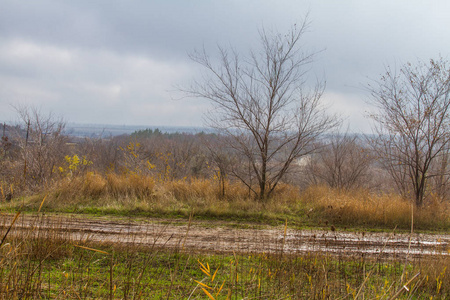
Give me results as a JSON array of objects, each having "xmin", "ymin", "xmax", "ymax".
[{"xmin": 1, "ymin": 213, "xmax": 449, "ymax": 259}]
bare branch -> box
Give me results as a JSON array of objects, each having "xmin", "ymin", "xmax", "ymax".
[
  {"xmin": 184, "ymin": 20, "xmax": 338, "ymax": 200},
  {"xmin": 369, "ymin": 57, "xmax": 450, "ymax": 206}
]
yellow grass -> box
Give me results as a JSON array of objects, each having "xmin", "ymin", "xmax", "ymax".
[
  {"xmin": 14, "ymin": 174, "xmax": 449, "ymax": 230},
  {"xmin": 300, "ymin": 185, "xmax": 450, "ymax": 229}
]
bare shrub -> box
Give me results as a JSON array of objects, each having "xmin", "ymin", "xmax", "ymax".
[
  {"xmin": 77, "ymin": 136, "xmax": 123, "ymax": 173},
  {"xmin": 12, "ymin": 105, "xmax": 68, "ymax": 191}
]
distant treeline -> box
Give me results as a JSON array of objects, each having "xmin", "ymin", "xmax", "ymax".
[{"xmin": 131, "ymin": 128, "xmax": 212, "ymax": 139}]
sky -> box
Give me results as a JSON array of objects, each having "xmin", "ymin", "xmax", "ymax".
[{"xmin": 1, "ymin": 1, "xmax": 449, "ymax": 133}]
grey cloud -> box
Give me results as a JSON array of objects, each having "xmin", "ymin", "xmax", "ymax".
[
  {"xmin": 1, "ymin": 0, "xmax": 449, "ymax": 132},
  {"xmin": 0, "ymin": 1, "xmax": 259, "ymax": 59}
]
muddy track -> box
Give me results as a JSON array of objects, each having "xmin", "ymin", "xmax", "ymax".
[{"xmin": 1, "ymin": 214, "xmax": 449, "ymax": 259}]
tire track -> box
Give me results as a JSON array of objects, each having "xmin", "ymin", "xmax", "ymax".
[{"xmin": 1, "ymin": 214, "xmax": 449, "ymax": 259}]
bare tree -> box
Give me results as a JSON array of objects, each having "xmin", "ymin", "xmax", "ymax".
[
  {"xmin": 78, "ymin": 136, "xmax": 122, "ymax": 173},
  {"xmin": 186, "ymin": 21, "xmax": 339, "ymax": 200},
  {"xmin": 369, "ymin": 58, "xmax": 450, "ymax": 206},
  {"xmin": 13, "ymin": 105, "xmax": 67, "ymax": 189},
  {"xmin": 202, "ymin": 134, "xmax": 235, "ymax": 198},
  {"xmin": 306, "ymin": 131, "xmax": 373, "ymax": 190}
]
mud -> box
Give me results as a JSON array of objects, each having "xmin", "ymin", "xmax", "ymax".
[{"xmin": 1, "ymin": 214, "xmax": 449, "ymax": 259}]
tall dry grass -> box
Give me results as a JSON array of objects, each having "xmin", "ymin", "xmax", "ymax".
[
  {"xmin": 300, "ymin": 185, "xmax": 450, "ymax": 230},
  {"xmin": 8, "ymin": 173, "xmax": 449, "ymax": 231},
  {"xmin": 49, "ymin": 172, "xmax": 155, "ymax": 205},
  {"xmin": 38, "ymin": 175, "xmax": 302, "ymax": 222}
]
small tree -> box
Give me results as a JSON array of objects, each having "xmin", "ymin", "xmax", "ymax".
[
  {"xmin": 186, "ymin": 20, "xmax": 338, "ymax": 200},
  {"xmin": 306, "ymin": 131, "xmax": 373, "ymax": 190},
  {"xmin": 13, "ymin": 105, "xmax": 68, "ymax": 189},
  {"xmin": 202, "ymin": 134, "xmax": 234, "ymax": 198},
  {"xmin": 369, "ymin": 58, "xmax": 450, "ymax": 206}
]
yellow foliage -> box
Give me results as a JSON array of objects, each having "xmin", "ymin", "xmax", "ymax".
[
  {"xmin": 58, "ymin": 155, "xmax": 93, "ymax": 176},
  {"xmin": 194, "ymin": 260, "xmax": 225, "ymax": 300}
]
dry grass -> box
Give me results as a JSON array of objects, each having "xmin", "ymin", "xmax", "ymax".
[
  {"xmin": 300, "ymin": 185, "xmax": 450, "ymax": 230},
  {"xmin": 58, "ymin": 172, "xmax": 155, "ymax": 199},
  {"xmin": 419, "ymin": 254, "xmax": 450, "ymax": 294},
  {"xmin": 5, "ymin": 174, "xmax": 449, "ymax": 231}
]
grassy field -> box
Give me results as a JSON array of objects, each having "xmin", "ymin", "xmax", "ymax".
[
  {"xmin": 2, "ymin": 174, "xmax": 449, "ymax": 232},
  {"xmin": 1, "ymin": 175, "xmax": 449, "ymax": 298},
  {"xmin": 0, "ymin": 213, "xmax": 448, "ymax": 299}
]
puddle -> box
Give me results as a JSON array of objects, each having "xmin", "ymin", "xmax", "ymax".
[{"xmin": 2, "ymin": 215, "xmax": 449, "ymax": 259}]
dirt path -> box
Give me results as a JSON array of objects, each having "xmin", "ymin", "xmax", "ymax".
[{"xmin": 2, "ymin": 214, "xmax": 449, "ymax": 259}]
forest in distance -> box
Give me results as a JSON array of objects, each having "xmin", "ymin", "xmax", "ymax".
[{"xmin": 62, "ymin": 123, "xmax": 207, "ymax": 138}]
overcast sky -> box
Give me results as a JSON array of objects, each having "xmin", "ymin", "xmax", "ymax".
[{"xmin": 1, "ymin": 1, "xmax": 449, "ymax": 133}]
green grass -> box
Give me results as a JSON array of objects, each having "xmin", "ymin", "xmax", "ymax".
[
  {"xmin": 1, "ymin": 235, "xmax": 448, "ymax": 299},
  {"xmin": 2, "ymin": 192, "xmax": 449, "ymax": 234},
  {"xmin": 0, "ymin": 209, "xmax": 448, "ymax": 299}
]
